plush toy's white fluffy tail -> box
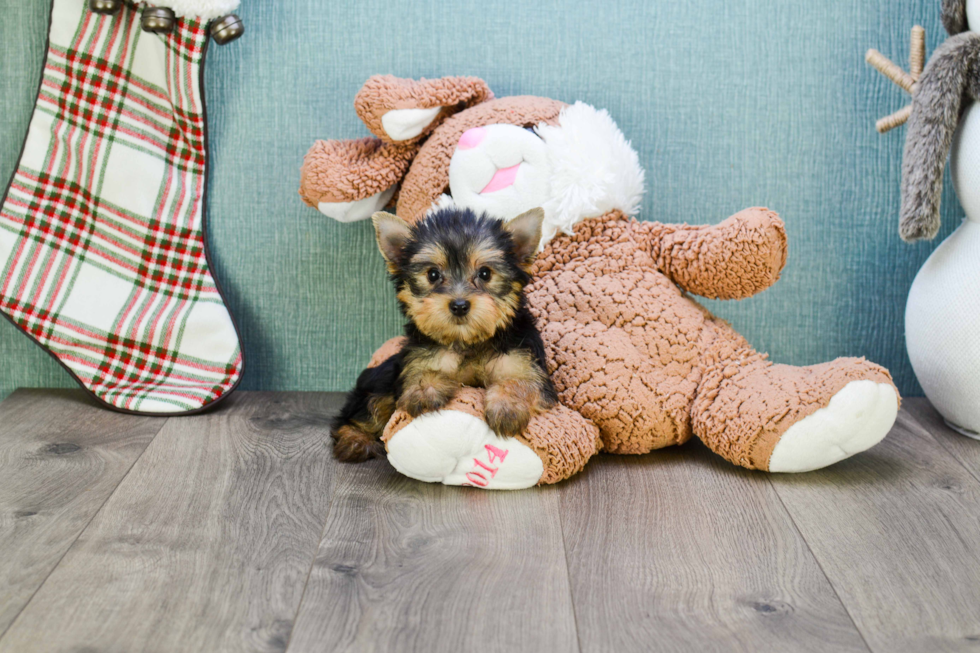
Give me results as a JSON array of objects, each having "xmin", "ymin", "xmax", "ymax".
[{"xmin": 536, "ymin": 102, "xmax": 645, "ymax": 242}]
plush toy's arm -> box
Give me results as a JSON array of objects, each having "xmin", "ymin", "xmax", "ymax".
[
  {"xmin": 641, "ymin": 208, "xmax": 787, "ymax": 300},
  {"xmin": 299, "ymin": 138, "xmax": 416, "ymax": 222},
  {"xmin": 300, "ymin": 75, "xmax": 496, "ymax": 222},
  {"xmin": 900, "ymin": 32, "xmax": 980, "ymax": 242},
  {"xmin": 368, "ymin": 336, "xmax": 408, "ymax": 368}
]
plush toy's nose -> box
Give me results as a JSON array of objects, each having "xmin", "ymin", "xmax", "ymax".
[
  {"xmin": 457, "ymin": 127, "xmax": 487, "ymax": 150},
  {"xmin": 449, "ymin": 299, "xmax": 471, "ymax": 317}
]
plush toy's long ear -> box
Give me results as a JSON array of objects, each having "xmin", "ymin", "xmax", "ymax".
[
  {"xmin": 354, "ymin": 75, "xmax": 494, "ymax": 144},
  {"xmin": 942, "ymin": 0, "xmax": 969, "ymax": 35},
  {"xmin": 900, "ymin": 33, "xmax": 980, "ymax": 241},
  {"xmin": 299, "ymin": 137, "xmax": 417, "ymax": 222}
]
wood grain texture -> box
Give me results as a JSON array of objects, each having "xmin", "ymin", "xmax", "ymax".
[
  {"xmin": 557, "ymin": 442, "xmax": 868, "ymax": 653},
  {"xmin": 0, "ymin": 389, "xmax": 165, "ymax": 637},
  {"xmin": 770, "ymin": 408, "xmax": 980, "ymax": 653},
  {"xmin": 5, "ymin": 391, "xmax": 980, "ymax": 652},
  {"xmin": 287, "ymin": 456, "xmax": 579, "ymax": 653},
  {"xmin": 904, "ymin": 397, "xmax": 980, "ymax": 485},
  {"xmin": 0, "ymin": 392, "xmax": 341, "ymax": 653}
]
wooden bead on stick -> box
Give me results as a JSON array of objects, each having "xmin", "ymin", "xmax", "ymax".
[
  {"xmin": 866, "ymin": 26, "xmax": 928, "ymax": 133},
  {"xmin": 910, "ymin": 25, "xmax": 926, "ymax": 81},
  {"xmin": 866, "ymin": 49, "xmax": 915, "ymax": 94},
  {"xmin": 877, "ymin": 105, "xmax": 913, "ymax": 134}
]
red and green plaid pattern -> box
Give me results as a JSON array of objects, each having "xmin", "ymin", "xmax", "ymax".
[{"xmin": 0, "ymin": 0, "xmax": 242, "ymax": 414}]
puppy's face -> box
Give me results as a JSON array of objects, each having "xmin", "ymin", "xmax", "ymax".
[{"xmin": 373, "ymin": 207, "xmax": 544, "ymax": 346}]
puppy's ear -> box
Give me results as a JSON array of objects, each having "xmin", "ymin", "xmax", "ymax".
[
  {"xmin": 372, "ymin": 212, "xmax": 412, "ymax": 265},
  {"xmin": 504, "ymin": 208, "xmax": 545, "ymax": 267}
]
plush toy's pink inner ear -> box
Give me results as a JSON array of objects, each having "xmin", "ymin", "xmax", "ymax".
[{"xmin": 457, "ymin": 127, "xmax": 487, "ymax": 150}]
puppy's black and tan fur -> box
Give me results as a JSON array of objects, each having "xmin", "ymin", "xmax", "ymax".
[{"xmin": 331, "ymin": 206, "xmax": 557, "ymax": 462}]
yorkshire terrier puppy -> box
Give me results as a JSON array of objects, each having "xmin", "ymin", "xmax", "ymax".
[{"xmin": 331, "ymin": 206, "xmax": 557, "ymax": 462}]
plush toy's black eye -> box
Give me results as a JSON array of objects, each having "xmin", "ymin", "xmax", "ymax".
[
  {"xmin": 478, "ymin": 267, "xmax": 493, "ymax": 282},
  {"xmin": 427, "ymin": 268, "xmax": 441, "ymax": 284}
]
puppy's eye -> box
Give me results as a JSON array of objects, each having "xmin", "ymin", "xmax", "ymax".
[
  {"xmin": 427, "ymin": 268, "xmax": 441, "ymax": 283},
  {"xmin": 478, "ymin": 267, "xmax": 493, "ymax": 282}
]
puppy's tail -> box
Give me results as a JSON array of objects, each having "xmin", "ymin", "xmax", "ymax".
[{"xmin": 331, "ymin": 353, "xmax": 401, "ymax": 462}]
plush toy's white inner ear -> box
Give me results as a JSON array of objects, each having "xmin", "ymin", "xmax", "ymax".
[
  {"xmin": 968, "ymin": 0, "xmax": 979, "ymax": 30},
  {"xmin": 381, "ymin": 107, "xmax": 443, "ymax": 141}
]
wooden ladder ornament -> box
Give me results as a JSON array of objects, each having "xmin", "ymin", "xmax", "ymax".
[{"xmin": 866, "ymin": 26, "xmax": 927, "ymax": 133}]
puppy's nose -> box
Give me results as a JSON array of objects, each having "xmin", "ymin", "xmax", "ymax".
[{"xmin": 449, "ymin": 299, "xmax": 471, "ymax": 317}]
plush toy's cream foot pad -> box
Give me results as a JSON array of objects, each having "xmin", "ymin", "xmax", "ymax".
[
  {"xmin": 385, "ymin": 410, "xmax": 544, "ymax": 489},
  {"xmin": 317, "ymin": 186, "xmax": 396, "ymax": 223},
  {"xmin": 768, "ymin": 380, "xmax": 898, "ymax": 473}
]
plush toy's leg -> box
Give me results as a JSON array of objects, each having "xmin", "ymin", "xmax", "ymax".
[
  {"xmin": 381, "ymin": 387, "xmax": 601, "ymax": 489},
  {"xmin": 540, "ymin": 315, "xmax": 703, "ymax": 455},
  {"xmin": 691, "ymin": 321, "xmax": 900, "ymax": 472}
]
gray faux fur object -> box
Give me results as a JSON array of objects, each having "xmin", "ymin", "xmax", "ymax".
[
  {"xmin": 901, "ymin": 32, "xmax": 980, "ymax": 241},
  {"xmin": 943, "ymin": 0, "xmax": 969, "ymax": 35}
]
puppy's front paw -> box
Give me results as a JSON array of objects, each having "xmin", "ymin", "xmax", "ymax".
[
  {"xmin": 398, "ymin": 377, "xmax": 458, "ymax": 417},
  {"xmin": 485, "ymin": 398, "xmax": 532, "ymax": 437},
  {"xmin": 485, "ymin": 379, "xmax": 550, "ymax": 437},
  {"xmin": 332, "ymin": 425, "xmax": 386, "ymax": 463}
]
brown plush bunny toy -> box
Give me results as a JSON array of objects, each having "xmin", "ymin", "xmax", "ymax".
[{"xmin": 301, "ymin": 76, "xmax": 901, "ymax": 489}]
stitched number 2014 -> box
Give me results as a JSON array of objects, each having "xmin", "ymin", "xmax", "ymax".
[{"xmin": 464, "ymin": 444, "xmax": 510, "ymax": 487}]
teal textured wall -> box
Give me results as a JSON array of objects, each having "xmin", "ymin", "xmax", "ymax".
[{"xmin": 0, "ymin": 0, "xmax": 964, "ymax": 401}]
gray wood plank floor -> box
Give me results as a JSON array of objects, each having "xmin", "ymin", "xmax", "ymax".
[
  {"xmin": 0, "ymin": 392, "xmax": 339, "ymax": 653},
  {"xmin": 558, "ymin": 443, "xmax": 869, "ymax": 653},
  {"xmin": 1, "ymin": 390, "xmax": 979, "ymax": 653},
  {"xmin": 0, "ymin": 390, "xmax": 166, "ymax": 636},
  {"xmin": 288, "ymin": 457, "xmax": 577, "ymax": 653}
]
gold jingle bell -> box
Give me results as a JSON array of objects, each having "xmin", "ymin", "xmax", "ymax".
[
  {"xmin": 141, "ymin": 6, "xmax": 176, "ymax": 33},
  {"xmin": 89, "ymin": 0, "xmax": 123, "ymax": 14},
  {"xmin": 210, "ymin": 14, "xmax": 245, "ymax": 45}
]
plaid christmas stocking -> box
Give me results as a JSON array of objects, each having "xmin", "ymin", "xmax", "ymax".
[{"xmin": 0, "ymin": 0, "xmax": 244, "ymax": 414}]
